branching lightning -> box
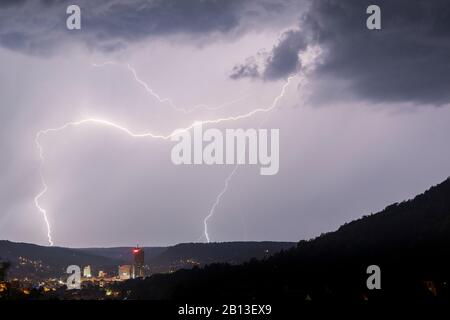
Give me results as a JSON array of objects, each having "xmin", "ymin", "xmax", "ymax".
[
  {"xmin": 199, "ymin": 79, "xmax": 292, "ymax": 243},
  {"xmin": 93, "ymin": 61, "xmax": 249, "ymax": 114},
  {"xmin": 35, "ymin": 65, "xmax": 295, "ymax": 246}
]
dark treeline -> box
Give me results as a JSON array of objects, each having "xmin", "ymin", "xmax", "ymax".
[
  {"xmin": 115, "ymin": 177, "xmax": 450, "ymax": 302},
  {"xmin": 0, "ymin": 259, "xmax": 9, "ymax": 282}
]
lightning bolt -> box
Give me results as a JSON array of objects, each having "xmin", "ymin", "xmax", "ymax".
[
  {"xmin": 198, "ymin": 82, "xmax": 291, "ymax": 243},
  {"xmin": 35, "ymin": 134, "xmax": 53, "ymax": 246},
  {"xmin": 34, "ymin": 74, "xmax": 295, "ymax": 246},
  {"xmin": 202, "ymin": 164, "xmax": 239, "ymax": 243},
  {"xmin": 197, "ymin": 69, "xmax": 314, "ymax": 243},
  {"xmin": 93, "ymin": 62, "xmax": 249, "ymax": 114}
]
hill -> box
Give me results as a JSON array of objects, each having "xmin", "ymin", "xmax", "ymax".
[
  {"xmin": 150, "ymin": 241, "xmax": 294, "ymax": 264},
  {"xmin": 0, "ymin": 241, "xmax": 295, "ymax": 281},
  {"xmin": 76, "ymin": 247, "xmax": 166, "ymax": 264},
  {"xmin": 76, "ymin": 242, "xmax": 294, "ymax": 272},
  {"xmin": 117, "ymin": 177, "xmax": 450, "ymax": 301},
  {"xmin": 0, "ymin": 241, "xmax": 122, "ymax": 279}
]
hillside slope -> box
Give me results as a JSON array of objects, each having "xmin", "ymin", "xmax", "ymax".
[
  {"xmin": 0, "ymin": 241, "xmax": 122, "ymax": 279},
  {"xmin": 119, "ymin": 177, "xmax": 450, "ymax": 301}
]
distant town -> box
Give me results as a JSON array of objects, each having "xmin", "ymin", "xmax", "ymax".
[
  {"xmin": 0, "ymin": 245, "xmax": 206, "ymax": 299},
  {"xmin": 0, "ymin": 241, "xmax": 293, "ymax": 300}
]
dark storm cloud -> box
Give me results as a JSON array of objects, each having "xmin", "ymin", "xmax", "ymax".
[
  {"xmin": 0, "ymin": 0, "xmax": 299, "ymax": 54},
  {"xmin": 232, "ymin": 0, "xmax": 450, "ymax": 105},
  {"xmin": 88, "ymin": 1, "xmax": 240, "ymax": 37},
  {"xmin": 263, "ymin": 29, "xmax": 307, "ymax": 80},
  {"xmin": 230, "ymin": 56, "xmax": 260, "ymax": 79},
  {"xmin": 230, "ymin": 30, "xmax": 308, "ymax": 80},
  {"xmin": 0, "ymin": 0, "xmax": 26, "ymax": 8}
]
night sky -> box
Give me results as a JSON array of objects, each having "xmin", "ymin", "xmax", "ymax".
[{"xmin": 1, "ymin": 0, "xmax": 450, "ymax": 247}]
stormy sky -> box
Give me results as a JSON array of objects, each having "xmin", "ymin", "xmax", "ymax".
[{"xmin": 1, "ymin": 0, "xmax": 450, "ymax": 247}]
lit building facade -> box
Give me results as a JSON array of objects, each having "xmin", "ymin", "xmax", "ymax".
[
  {"xmin": 83, "ymin": 265, "xmax": 92, "ymax": 278},
  {"xmin": 118, "ymin": 265, "xmax": 132, "ymax": 280},
  {"xmin": 132, "ymin": 246, "xmax": 145, "ymax": 278}
]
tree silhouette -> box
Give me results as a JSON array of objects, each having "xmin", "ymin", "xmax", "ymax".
[{"xmin": 0, "ymin": 258, "xmax": 10, "ymax": 282}]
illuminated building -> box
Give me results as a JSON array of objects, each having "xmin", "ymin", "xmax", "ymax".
[
  {"xmin": 132, "ymin": 246, "xmax": 145, "ymax": 278},
  {"xmin": 119, "ymin": 265, "xmax": 132, "ymax": 280},
  {"xmin": 83, "ymin": 265, "xmax": 92, "ymax": 278},
  {"xmin": 98, "ymin": 270, "xmax": 107, "ymax": 278}
]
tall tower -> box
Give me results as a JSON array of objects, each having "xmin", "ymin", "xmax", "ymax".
[
  {"xmin": 132, "ymin": 246, "xmax": 145, "ymax": 278},
  {"xmin": 83, "ymin": 265, "xmax": 92, "ymax": 278}
]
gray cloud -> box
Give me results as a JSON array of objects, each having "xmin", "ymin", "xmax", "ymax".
[
  {"xmin": 263, "ymin": 30, "xmax": 307, "ymax": 80},
  {"xmin": 230, "ymin": 30, "xmax": 307, "ymax": 80},
  {"xmin": 0, "ymin": 0, "xmax": 300, "ymax": 54},
  {"xmin": 231, "ymin": 0, "xmax": 450, "ymax": 105},
  {"xmin": 4, "ymin": 0, "xmax": 449, "ymax": 104},
  {"xmin": 230, "ymin": 56, "xmax": 260, "ymax": 80},
  {"xmin": 0, "ymin": 0, "xmax": 26, "ymax": 7}
]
